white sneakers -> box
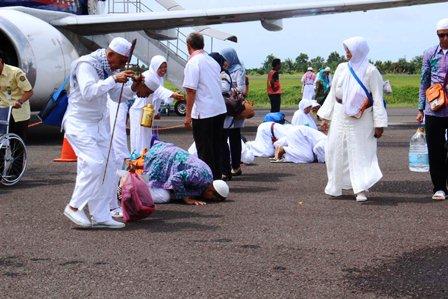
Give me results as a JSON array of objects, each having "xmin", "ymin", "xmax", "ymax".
[
  {"xmin": 91, "ymin": 218, "xmax": 125, "ymax": 229},
  {"xmin": 432, "ymin": 190, "xmax": 446, "ymax": 201},
  {"xmin": 64, "ymin": 205, "xmax": 125, "ymax": 229},
  {"xmin": 64, "ymin": 205, "xmax": 91, "ymax": 228},
  {"xmin": 356, "ymin": 192, "xmax": 368, "ymax": 202}
]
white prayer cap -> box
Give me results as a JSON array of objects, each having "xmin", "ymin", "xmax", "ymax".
[
  {"xmin": 307, "ymin": 67, "xmax": 313, "ymax": 71},
  {"xmin": 213, "ymin": 180, "xmax": 229, "ymax": 199},
  {"xmin": 324, "ymin": 66, "xmax": 331, "ymax": 72},
  {"xmin": 311, "ymin": 100, "xmax": 321, "ymax": 108},
  {"xmin": 142, "ymin": 70, "xmax": 160, "ymax": 91},
  {"xmin": 108, "ymin": 37, "xmax": 132, "ymax": 57},
  {"xmin": 436, "ymin": 18, "xmax": 448, "ymax": 31}
]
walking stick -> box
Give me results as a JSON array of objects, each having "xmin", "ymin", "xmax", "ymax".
[{"xmin": 102, "ymin": 39, "xmax": 137, "ymax": 184}]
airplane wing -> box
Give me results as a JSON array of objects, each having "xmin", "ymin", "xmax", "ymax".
[
  {"xmin": 154, "ymin": 0, "xmax": 238, "ymax": 42},
  {"xmin": 8, "ymin": 0, "xmax": 448, "ymax": 35}
]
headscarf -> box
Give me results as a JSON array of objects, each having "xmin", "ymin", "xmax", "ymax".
[
  {"xmin": 149, "ymin": 55, "xmax": 167, "ymax": 83},
  {"xmin": 209, "ymin": 52, "xmax": 226, "ymax": 72},
  {"xmin": 220, "ymin": 48, "xmax": 244, "ymax": 74},
  {"xmin": 298, "ymin": 98, "xmax": 313, "ymax": 112},
  {"xmin": 292, "ymin": 99, "xmax": 317, "ymax": 130},
  {"xmin": 316, "ymin": 69, "xmax": 330, "ymax": 93},
  {"xmin": 209, "ymin": 52, "xmax": 232, "ymax": 94},
  {"xmin": 341, "ymin": 36, "xmax": 370, "ymax": 116}
]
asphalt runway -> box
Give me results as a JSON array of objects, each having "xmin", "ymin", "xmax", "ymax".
[{"xmin": 1, "ymin": 109, "xmax": 447, "ymax": 298}]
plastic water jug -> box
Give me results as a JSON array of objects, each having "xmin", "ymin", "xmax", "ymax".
[{"xmin": 409, "ymin": 127, "xmax": 429, "ymax": 172}]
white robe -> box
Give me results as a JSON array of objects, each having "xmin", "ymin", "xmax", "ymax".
[
  {"xmin": 302, "ymin": 84, "xmax": 315, "ymax": 101},
  {"xmin": 317, "ymin": 62, "xmax": 388, "ymax": 196},
  {"xmin": 129, "ymin": 95, "xmax": 154, "ymax": 155},
  {"xmin": 63, "ymin": 59, "xmax": 134, "ymax": 222},
  {"xmin": 107, "ymin": 98, "xmax": 130, "ymax": 167},
  {"xmin": 129, "ymin": 56, "xmax": 173, "ymax": 154},
  {"xmin": 245, "ymin": 122, "xmax": 294, "ymax": 157},
  {"xmin": 291, "ymin": 110, "xmax": 318, "ymax": 130},
  {"xmin": 274, "ymin": 126, "xmax": 327, "ymax": 163}
]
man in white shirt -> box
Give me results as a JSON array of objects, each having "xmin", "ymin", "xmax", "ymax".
[
  {"xmin": 183, "ymin": 33, "xmax": 227, "ymax": 179},
  {"xmin": 63, "ymin": 37, "xmax": 139, "ymax": 229}
]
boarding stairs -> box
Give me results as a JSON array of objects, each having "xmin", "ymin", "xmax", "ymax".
[{"xmin": 85, "ymin": 0, "xmax": 192, "ymax": 89}]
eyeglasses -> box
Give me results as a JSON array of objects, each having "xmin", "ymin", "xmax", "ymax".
[{"xmin": 438, "ymin": 33, "xmax": 448, "ymax": 38}]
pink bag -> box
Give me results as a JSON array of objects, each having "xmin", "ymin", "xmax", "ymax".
[{"xmin": 120, "ymin": 172, "xmax": 155, "ymax": 223}]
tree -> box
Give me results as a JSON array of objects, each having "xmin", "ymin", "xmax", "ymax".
[
  {"xmin": 294, "ymin": 53, "xmax": 309, "ymax": 72},
  {"xmin": 262, "ymin": 54, "xmax": 277, "ymax": 72},
  {"xmin": 310, "ymin": 56, "xmax": 325, "ymax": 71},
  {"xmin": 326, "ymin": 51, "xmax": 345, "ymax": 71},
  {"xmin": 283, "ymin": 58, "xmax": 295, "ymax": 74}
]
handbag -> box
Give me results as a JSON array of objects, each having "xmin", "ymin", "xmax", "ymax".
[
  {"xmin": 119, "ymin": 172, "xmax": 155, "ymax": 223},
  {"xmin": 224, "ymin": 88, "xmax": 255, "ymax": 119},
  {"xmin": 425, "ymin": 71, "xmax": 448, "ymax": 111},
  {"xmin": 38, "ymin": 77, "xmax": 69, "ymax": 127},
  {"xmin": 348, "ymin": 64, "xmax": 387, "ymax": 118},
  {"xmin": 236, "ymin": 100, "xmax": 255, "ymax": 119}
]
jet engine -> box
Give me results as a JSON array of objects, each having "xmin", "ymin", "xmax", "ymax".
[{"xmin": 0, "ymin": 9, "xmax": 79, "ymax": 110}]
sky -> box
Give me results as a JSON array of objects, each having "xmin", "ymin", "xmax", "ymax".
[{"xmin": 140, "ymin": 0, "xmax": 448, "ymax": 68}]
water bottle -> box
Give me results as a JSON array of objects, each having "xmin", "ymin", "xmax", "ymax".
[{"xmin": 409, "ymin": 127, "xmax": 429, "ymax": 172}]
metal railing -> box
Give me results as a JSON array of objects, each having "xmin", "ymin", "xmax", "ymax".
[{"xmin": 108, "ymin": 0, "xmax": 189, "ymax": 62}]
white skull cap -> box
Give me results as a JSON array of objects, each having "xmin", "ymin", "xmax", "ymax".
[
  {"xmin": 213, "ymin": 180, "xmax": 229, "ymax": 198},
  {"xmin": 109, "ymin": 37, "xmax": 132, "ymax": 57},
  {"xmin": 436, "ymin": 18, "xmax": 448, "ymax": 31}
]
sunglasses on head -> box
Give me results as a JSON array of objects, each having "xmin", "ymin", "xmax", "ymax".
[{"xmin": 438, "ymin": 33, "xmax": 448, "ymax": 38}]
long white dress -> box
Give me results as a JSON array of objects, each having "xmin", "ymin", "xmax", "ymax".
[
  {"xmin": 129, "ymin": 56, "xmax": 173, "ymax": 154},
  {"xmin": 245, "ymin": 122, "xmax": 294, "ymax": 157},
  {"xmin": 317, "ymin": 62, "xmax": 388, "ymax": 196},
  {"xmin": 274, "ymin": 125, "xmax": 327, "ymax": 163}
]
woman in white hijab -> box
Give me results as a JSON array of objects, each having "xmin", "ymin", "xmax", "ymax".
[
  {"xmin": 291, "ymin": 99, "xmax": 318, "ymax": 130},
  {"xmin": 129, "ymin": 55, "xmax": 183, "ymax": 154},
  {"xmin": 317, "ymin": 36, "xmax": 388, "ymax": 202}
]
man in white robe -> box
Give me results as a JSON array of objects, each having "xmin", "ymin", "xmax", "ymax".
[
  {"xmin": 318, "ymin": 36, "xmax": 388, "ymax": 202},
  {"xmin": 245, "ymin": 122, "xmax": 294, "ymax": 157},
  {"xmin": 63, "ymin": 37, "xmax": 139, "ymax": 228},
  {"xmin": 273, "ymin": 125, "xmax": 327, "ymax": 163}
]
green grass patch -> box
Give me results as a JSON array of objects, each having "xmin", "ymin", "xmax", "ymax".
[{"xmin": 167, "ymin": 73, "xmax": 421, "ymax": 109}]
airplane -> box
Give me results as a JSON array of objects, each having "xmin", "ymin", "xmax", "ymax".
[{"xmin": 0, "ymin": 0, "xmax": 446, "ymax": 111}]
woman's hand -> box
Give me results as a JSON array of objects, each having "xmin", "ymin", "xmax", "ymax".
[
  {"xmin": 374, "ymin": 127, "xmax": 384, "ymax": 138},
  {"xmin": 171, "ymin": 92, "xmax": 184, "ymax": 100},
  {"xmin": 320, "ymin": 119, "xmax": 329, "ymax": 134},
  {"xmin": 416, "ymin": 110, "xmax": 424, "ymax": 123}
]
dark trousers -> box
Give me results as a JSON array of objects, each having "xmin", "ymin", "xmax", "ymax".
[
  {"xmin": 192, "ymin": 113, "xmax": 226, "ymax": 180},
  {"xmin": 9, "ymin": 117, "xmax": 29, "ymax": 143},
  {"xmin": 425, "ymin": 115, "xmax": 448, "ymax": 193},
  {"xmin": 268, "ymin": 94, "xmax": 281, "ymax": 112},
  {"xmin": 222, "ymin": 128, "xmax": 242, "ymax": 175}
]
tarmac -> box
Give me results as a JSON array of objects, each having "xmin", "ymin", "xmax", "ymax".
[{"xmin": 2, "ymin": 108, "xmax": 448, "ymax": 298}]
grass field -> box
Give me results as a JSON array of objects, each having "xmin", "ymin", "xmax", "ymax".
[
  {"xmin": 246, "ymin": 73, "xmax": 420, "ymax": 109},
  {"xmin": 167, "ymin": 73, "xmax": 420, "ymax": 109}
]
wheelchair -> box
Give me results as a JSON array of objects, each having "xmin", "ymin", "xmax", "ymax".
[{"xmin": 0, "ymin": 106, "xmax": 27, "ymax": 186}]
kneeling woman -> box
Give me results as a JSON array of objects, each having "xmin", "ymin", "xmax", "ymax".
[
  {"xmin": 144, "ymin": 141, "xmax": 229, "ymax": 206},
  {"xmin": 273, "ymin": 125, "xmax": 327, "ymax": 163}
]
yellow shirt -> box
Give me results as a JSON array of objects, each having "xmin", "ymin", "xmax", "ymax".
[{"xmin": 0, "ymin": 64, "xmax": 32, "ymax": 122}]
